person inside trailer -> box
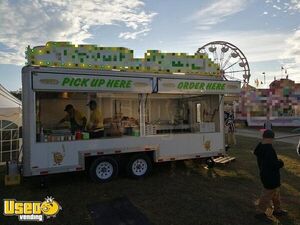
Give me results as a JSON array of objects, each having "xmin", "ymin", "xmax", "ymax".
[
  {"xmin": 59, "ymin": 104, "xmax": 87, "ymax": 134},
  {"xmin": 226, "ymin": 110, "xmax": 236, "ymax": 145},
  {"xmin": 224, "ymin": 111, "xmax": 229, "ymax": 124},
  {"xmin": 86, "ymin": 100, "xmax": 104, "ymax": 138}
]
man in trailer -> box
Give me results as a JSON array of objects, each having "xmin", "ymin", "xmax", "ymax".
[
  {"xmin": 59, "ymin": 104, "xmax": 87, "ymax": 134},
  {"xmin": 86, "ymin": 100, "xmax": 104, "ymax": 138}
]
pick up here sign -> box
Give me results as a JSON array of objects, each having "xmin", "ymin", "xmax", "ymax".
[
  {"xmin": 32, "ymin": 73, "xmax": 153, "ymax": 93},
  {"xmin": 158, "ymin": 78, "xmax": 241, "ymax": 94}
]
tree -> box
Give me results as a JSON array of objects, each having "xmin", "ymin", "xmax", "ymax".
[{"xmin": 10, "ymin": 88, "xmax": 22, "ymax": 100}]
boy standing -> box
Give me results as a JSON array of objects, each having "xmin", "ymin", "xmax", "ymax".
[{"xmin": 254, "ymin": 130, "xmax": 288, "ymax": 221}]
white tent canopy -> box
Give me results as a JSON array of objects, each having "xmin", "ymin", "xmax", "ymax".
[
  {"xmin": 0, "ymin": 84, "xmax": 22, "ymax": 126},
  {"xmin": 0, "ymin": 84, "xmax": 22, "ymax": 163}
]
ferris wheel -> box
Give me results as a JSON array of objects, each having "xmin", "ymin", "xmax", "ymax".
[{"xmin": 197, "ymin": 41, "xmax": 251, "ymax": 85}]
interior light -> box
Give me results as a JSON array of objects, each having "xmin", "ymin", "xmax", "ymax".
[
  {"xmin": 172, "ymin": 72, "xmax": 185, "ymax": 75},
  {"xmin": 62, "ymin": 92, "xmax": 69, "ymax": 99}
]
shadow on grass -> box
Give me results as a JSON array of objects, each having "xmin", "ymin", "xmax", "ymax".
[{"xmin": 0, "ymin": 135, "xmax": 299, "ymax": 225}]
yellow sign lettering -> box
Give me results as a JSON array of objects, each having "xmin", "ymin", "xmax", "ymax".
[
  {"xmin": 3, "ymin": 197, "xmax": 61, "ymax": 222},
  {"xmin": 4, "ymin": 200, "xmax": 15, "ymax": 215},
  {"xmin": 33, "ymin": 202, "xmax": 42, "ymax": 214},
  {"xmin": 23, "ymin": 203, "xmax": 32, "ymax": 214},
  {"xmin": 15, "ymin": 202, "xmax": 23, "ymax": 214}
]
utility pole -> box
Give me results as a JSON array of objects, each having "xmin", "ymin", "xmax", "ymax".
[
  {"xmin": 262, "ymin": 72, "xmax": 266, "ymax": 84},
  {"xmin": 281, "ymin": 66, "xmax": 289, "ymax": 79}
]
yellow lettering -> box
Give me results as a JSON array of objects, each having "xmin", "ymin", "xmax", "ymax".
[
  {"xmin": 23, "ymin": 203, "xmax": 32, "ymax": 215},
  {"xmin": 3, "ymin": 200, "xmax": 42, "ymax": 216},
  {"xmin": 15, "ymin": 202, "xmax": 23, "ymax": 215},
  {"xmin": 4, "ymin": 200, "xmax": 15, "ymax": 215},
  {"xmin": 33, "ymin": 202, "xmax": 42, "ymax": 214}
]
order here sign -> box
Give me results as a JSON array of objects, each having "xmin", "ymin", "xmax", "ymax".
[
  {"xmin": 158, "ymin": 78, "xmax": 241, "ymax": 94},
  {"xmin": 32, "ymin": 73, "xmax": 153, "ymax": 93}
]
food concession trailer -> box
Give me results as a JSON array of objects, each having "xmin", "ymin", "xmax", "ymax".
[{"xmin": 21, "ymin": 42, "xmax": 241, "ymax": 182}]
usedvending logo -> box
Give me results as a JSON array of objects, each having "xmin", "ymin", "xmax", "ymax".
[{"xmin": 3, "ymin": 196, "xmax": 62, "ymax": 222}]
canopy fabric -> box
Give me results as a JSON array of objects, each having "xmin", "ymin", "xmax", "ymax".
[{"xmin": 0, "ymin": 84, "xmax": 22, "ymax": 126}]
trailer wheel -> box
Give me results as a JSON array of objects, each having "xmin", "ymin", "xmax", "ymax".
[
  {"xmin": 89, "ymin": 157, "xmax": 118, "ymax": 182},
  {"xmin": 205, "ymin": 158, "xmax": 215, "ymax": 168},
  {"xmin": 127, "ymin": 154, "xmax": 152, "ymax": 179}
]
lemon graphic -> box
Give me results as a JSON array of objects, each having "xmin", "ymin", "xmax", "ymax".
[
  {"xmin": 204, "ymin": 140, "xmax": 211, "ymax": 151},
  {"xmin": 40, "ymin": 197, "xmax": 61, "ymax": 217}
]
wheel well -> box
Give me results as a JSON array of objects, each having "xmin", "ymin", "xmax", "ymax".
[{"xmin": 84, "ymin": 155, "xmax": 98, "ymax": 170}]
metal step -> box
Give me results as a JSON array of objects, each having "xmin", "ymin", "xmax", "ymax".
[{"xmin": 213, "ymin": 156, "xmax": 236, "ymax": 164}]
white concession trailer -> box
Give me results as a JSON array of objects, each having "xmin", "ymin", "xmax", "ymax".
[{"xmin": 21, "ymin": 66, "xmax": 240, "ymax": 182}]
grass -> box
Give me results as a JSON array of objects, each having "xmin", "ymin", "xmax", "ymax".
[
  {"xmin": 240, "ymin": 126, "xmax": 300, "ymax": 134},
  {"xmin": 1, "ymin": 136, "xmax": 300, "ymax": 225}
]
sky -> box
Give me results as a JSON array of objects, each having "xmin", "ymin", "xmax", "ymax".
[{"xmin": 0, "ymin": 0, "xmax": 300, "ymax": 91}]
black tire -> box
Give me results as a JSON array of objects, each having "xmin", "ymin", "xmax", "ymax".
[
  {"xmin": 126, "ymin": 153, "xmax": 152, "ymax": 179},
  {"xmin": 205, "ymin": 158, "xmax": 215, "ymax": 168},
  {"xmin": 89, "ymin": 157, "xmax": 118, "ymax": 182}
]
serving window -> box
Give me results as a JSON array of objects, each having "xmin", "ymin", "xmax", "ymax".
[
  {"xmin": 35, "ymin": 91, "xmax": 221, "ymax": 142},
  {"xmin": 35, "ymin": 92, "xmax": 141, "ymax": 142},
  {"xmin": 194, "ymin": 95, "xmax": 221, "ymax": 133},
  {"xmin": 144, "ymin": 94, "xmax": 221, "ymax": 135}
]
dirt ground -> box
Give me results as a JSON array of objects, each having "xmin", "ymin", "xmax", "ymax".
[{"xmin": 1, "ymin": 136, "xmax": 300, "ymax": 225}]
